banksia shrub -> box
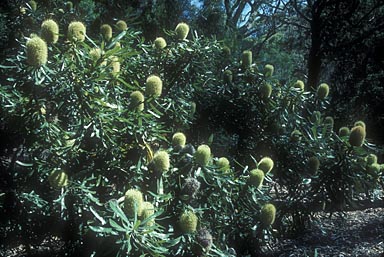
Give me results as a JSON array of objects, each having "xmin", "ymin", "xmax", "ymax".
[
  {"xmin": 124, "ymin": 189, "xmax": 143, "ymax": 218},
  {"xmin": 264, "ymin": 64, "xmax": 274, "ymax": 77},
  {"xmin": 130, "ymin": 91, "xmax": 144, "ymax": 112},
  {"xmin": 154, "ymin": 37, "xmax": 167, "ymax": 49},
  {"xmin": 116, "ymin": 20, "xmax": 127, "ymax": 32},
  {"xmin": 41, "ymin": 19, "xmax": 59, "ymax": 44},
  {"xmin": 175, "ymin": 22, "xmax": 190, "ymax": 40},
  {"xmin": 224, "ymin": 70, "xmax": 233, "ymax": 83},
  {"xmin": 152, "ymin": 150, "xmax": 170, "ymax": 173},
  {"xmin": 100, "ymin": 24, "xmax": 112, "ymax": 41},
  {"xmin": 217, "ymin": 157, "xmax": 230, "ymax": 172},
  {"xmin": 260, "ymin": 83, "xmax": 272, "ymax": 99},
  {"xmin": 48, "ymin": 170, "xmax": 68, "ymax": 188},
  {"xmin": 194, "ymin": 144, "xmax": 211, "ymax": 167},
  {"xmin": 242, "ymin": 50, "xmax": 252, "ymax": 68},
  {"xmin": 258, "ymin": 157, "xmax": 274, "ymax": 174},
  {"xmin": 145, "ymin": 75, "xmax": 163, "ymax": 98},
  {"xmin": 294, "ymin": 80, "xmax": 305, "ymax": 91},
  {"xmin": 196, "ymin": 228, "xmax": 213, "ymax": 252},
  {"xmin": 338, "ymin": 126, "xmax": 350, "ymax": 137},
  {"xmin": 349, "ymin": 125, "xmax": 366, "ymax": 147},
  {"xmin": 182, "ymin": 177, "xmax": 201, "ymax": 198},
  {"xmin": 172, "ymin": 132, "xmax": 186, "ymax": 149},
  {"xmin": 67, "ymin": 21, "xmax": 86, "ymax": 42},
  {"xmin": 260, "ymin": 203, "xmax": 276, "ymax": 226},
  {"xmin": 249, "ymin": 169, "xmax": 264, "ymax": 188},
  {"xmin": 354, "ymin": 120, "xmax": 366, "ymax": 130},
  {"xmin": 179, "ymin": 210, "xmax": 198, "ymax": 233},
  {"xmin": 317, "ymin": 83, "xmax": 329, "ymax": 100},
  {"xmin": 308, "ymin": 156, "xmax": 320, "ymax": 175},
  {"xmin": 26, "ymin": 36, "xmax": 48, "ymax": 67},
  {"xmin": 290, "ymin": 130, "xmax": 302, "ymax": 142},
  {"xmin": 141, "ymin": 202, "xmax": 155, "ymax": 226},
  {"xmin": 366, "ymin": 154, "xmax": 378, "ymax": 165}
]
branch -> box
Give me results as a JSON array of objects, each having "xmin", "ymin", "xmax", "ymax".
[{"xmin": 292, "ymin": 0, "xmax": 311, "ymax": 22}]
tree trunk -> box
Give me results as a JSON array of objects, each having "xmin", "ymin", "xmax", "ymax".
[{"xmin": 307, "ymin": 14, "xmax": 322, "ymax": 91}]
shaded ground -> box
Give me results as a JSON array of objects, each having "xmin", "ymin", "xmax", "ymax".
[{"xmin": 272, "ymin": 208, "xmax": 384, "ymax": 257}]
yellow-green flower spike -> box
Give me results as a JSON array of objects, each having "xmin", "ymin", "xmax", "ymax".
[
  {"xmin": 290, "ymin": 130, "xmax": 302, "ymax": 142},
  {"xmin": 354, "ymin": 120, "xmax": 366, "ymax": 130},
  {"xmin": 175, "ymin": 22, "xmax": 190, "ymax": 40},
  {"xmin": 294, "ymin": 80, "xmax": 305, "ymax": 91},
  {"xmin": 217, "ymin": 157, "xmax": 230, "ymax": 172},
  {"xmin": 100, "ymin": 24, "xmax": 113, "ymax": 41},
  {"xmin": 222, "ymin": 46, "xmax": 231, "ymax": 56},
  {"xmin": 141, "ymin": 201, "xmax": 155, "ymax": 226},
  {"xmin": 317, "ymin": 83, "xmax": 329, "ymax": 100},
  {"xmin": 41, "ymin": 19, "xmax": 59, "ymax": 44},
  {"xmin": 264, "ymin": 64, "xmax": 274, "ymax": 77},
  {"xmin": 366, "ymin": 154, "xmax": 377, "ymax": 165},
  {"xmin": 194, "ymin": 144, "xmax": 211, "ymax": 167},
  {"xmin": 48, "ymin": 170, "xmax": 68, "ymax": 188},
  {"xmin": 130, "ymin": 91, "xmax": 144, "ymax": 112},
  {"xmin": 116, "ymin": 20, "xmax": 127, "ymax": 32},
  {"xmin": 190, "ymin": 102, "xmax": 196, "ymax": 116},
  {"xmin": 308, "ymin": 156, "xmax": 320, "ymax": 175},
  {"xmin": 179, "ymin": 210, "xmax": 198, "ymax": 233},
  {"xmin": 249, "ymin": 169, "xmax": 264, "ymax": 188},
  {"xmin": 145, "ymin": 75, "xmax": 163, "ymax": 98},
  {"xmin": 349, "ymin": 126, "xmax": 366, "ymax": 147},
  {"xmin": 260, "ymin": 203, "xmax": 276, "ymax": 226},
  {"xmin": 224, "ymin": 70, "xmax": 233, "ymax": 83},
  {"xmin": 258, "ymin": 157, "xmax": 274, "ymax": 174},
  {"xmin": 67, "ymin": 21, "xmax": 86, "ymax": 42},
  {"xmin": 172, "ymin": 132, "xmax": 186, "ymax": 149},
  {"xmin": 152, "ymin": 150, "xmax": 170, "ymax": 173},
  {"xmin": 367, "ymin": 163, "xmax": 381, "ymax": 178},
  {"xmin": 260, "ymin": 83, "xmax": 272, "ymax": 99},
  {"xmin": 65, "ymin": 1, "xmax": 73, "ymax": 11},
  {"xmin": 29, "ymin": 0, "xmax": 37, "ymax": 11},
  {"xmin": 114, "ymin": 42, "xmax": 121, "ymax": 49},
  {"xmin": 89, "ymin": 48, "xmax": 102, "ymax": 61},
  {"xmin": 242, "ymin": 50, "xmax": 252, "ymax": 68},
  {"xmin": 110, "ymin": 56, "xmax": 120, "ymax": 74},
  {"xmin": 26, "ymin": 36, "xmax": 48, "ymax": 67},
  {"xmin": 338, "ymin": 127, "xmax": 350, "ymax": 137},
  {"xmin": 124, "ymin": 189, "xmax": 143, "ymax": 218},
  {"xmin": 154, "ymin": 37, "xmax": 167, "ymax": 49}
]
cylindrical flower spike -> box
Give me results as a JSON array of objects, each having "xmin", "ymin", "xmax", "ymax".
[
  {"xmin": 124, "ymin": 189, "xmax": 143, "ymax": 218},
  {"xmin": 349, "ymin": 126, "xmax": 366, "ymax": 147},
  {"xmin": 175, "ymin": 22, "xmax": 190, "ymax": 40},
  {"xmin": 317, "ymin": 83, "xmax": 329, "ymax": 100},
  {"xmin": 145, "ymin": 75, "xmax": 163, "ymax": 98},
  {"xmin": 26, "ymin": 36, "xmax": 48, "ymax": 67},
  {"xmin": 154, "ymin": 37, "xmax": 167, "ymax": 49},
  {"xmin": 179, "ymin": 210, "xmax": 198, "ymax": 233},
  {"xmin": 260, "ymin": 203, "xmax": 276, "ymax": 226},
  {"xmin": 67, "ymin": 21, "xmax": 86, "ymax": 42},
  {"xmin": 41, "ymin": 19, "xmax": 59, "ymax": 44},
  {"xmin": 100, "ymin": 24, "xmax": 113, "ymax": 41},
  {"xmin": 194, "ymin": 144, "xmax": 211, "ymax": 167}
]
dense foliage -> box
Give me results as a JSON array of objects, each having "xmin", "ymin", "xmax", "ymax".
[{"xmin": 0, "ymin": 1, "xmax": 383, "ymax": 257}]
